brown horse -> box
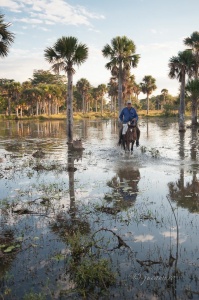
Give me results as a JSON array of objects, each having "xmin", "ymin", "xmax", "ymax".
[{"xmin": 122, "ymin": 122, "xmax": 137, "ymax": 152}]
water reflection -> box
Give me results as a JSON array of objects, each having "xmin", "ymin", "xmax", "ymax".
[
  {"xmin": 50, "ymin": 146, "xmax": 90, "ymax": 240},
  {"xmin": 0, "ymin": 120, "xmax": 66, "ymax": 140},
  {"xmin": 168, "ymin": 131, "xmax": 199, "ymax": 213},
  {"xmin": 106, "ymin": 164, "xmax": 140, "ymax": 210},
  {"xmin": 0, "ymin": 118, "xmax": 199, "ymax": 299}
]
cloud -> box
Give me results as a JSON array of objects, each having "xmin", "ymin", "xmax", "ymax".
[
  {"xmin": 134, "ymin": 234, "xmax": 154, "ymax": 242},
  {"xmin": 151, "ymin": 29, "xmax": 157, "ymax": 34},
  {"xmin": 138, "ymin": 41, "xmax": 184, "ymax": 53},
  {"xmin": 0, "ymin": 51, "xmax": 49, "ymax": 82},
  {"xmin": 2, "ymin": 0, "xmax": 105, "ymax": 27},
  {"xmin": 0, "ymin": 0, "xmax": 23, "ymax": 12},
  {"xmin": 161, "ymin": 231, "xmax": 187, "ymax": 244},
  {"xmin": 15, "ymin": 17, "xmax": 43, "ymax": 24}
]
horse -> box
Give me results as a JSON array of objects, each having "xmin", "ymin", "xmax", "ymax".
[{"xmin": 122, "ymin": 122, "xmax": 137, "ymax": 152}]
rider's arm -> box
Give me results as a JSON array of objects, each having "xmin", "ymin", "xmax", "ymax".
[
  {"xmin": 132, "ymin": 108, "xmax": 138, "ymax": 122},
  {"xmin": 119, "ymin": 109, "xmax": 124, "ymax": 123}
]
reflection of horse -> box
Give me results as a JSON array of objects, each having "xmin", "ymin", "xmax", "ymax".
[{"xmin": 122, "ymin": 122, "xmax": 137, "ymax": 152}]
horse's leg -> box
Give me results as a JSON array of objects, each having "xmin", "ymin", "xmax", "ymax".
[
  {"xmin": 122, "ymin": 137, "xmax": 126, "ymax": 150},
  {"xmin": 128, "ymin": 142, "xmax": 130, "ymax": 151},
  {"xmin": 131, "ymin": 141, "xmax": 135, "ymax": 152}
]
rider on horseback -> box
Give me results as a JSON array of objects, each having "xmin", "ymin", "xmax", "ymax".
[{"xmin": 118, "ymin": 100, "xmax": 140, "ymax": 146}]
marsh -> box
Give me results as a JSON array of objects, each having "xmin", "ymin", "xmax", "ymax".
[{"xmin": 0, "ymin": 117, "xmax": 198, "ymax": 299}]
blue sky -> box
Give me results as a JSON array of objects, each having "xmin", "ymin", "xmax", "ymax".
[{"xmin": 1, "ymin": 0, "xmax": 199, "ymax": 97}]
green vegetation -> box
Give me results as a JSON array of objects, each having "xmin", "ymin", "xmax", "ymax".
[
  {"xmin": 0, "ymin": 13, "xmax": 15, "ymax": 58},
  {"xmin": 0, "ymin": 13, "xmax": 199, "ymax": 128}
]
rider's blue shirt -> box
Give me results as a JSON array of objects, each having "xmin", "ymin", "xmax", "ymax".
[{"xmin": 119, "ymin": 107, "xmax": 138, "ymax": 124}]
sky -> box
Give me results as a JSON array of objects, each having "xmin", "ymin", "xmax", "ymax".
[{"xmin": 1, "ymin": 0, "xmax": 199, "ymax": 98}]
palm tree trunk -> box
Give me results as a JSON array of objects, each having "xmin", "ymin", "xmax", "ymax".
[
  {"xmin": 101, "ymin": 97, "xmax": 103, "ymax": 115},
  {"xmin": 114, "ymin": 96, "xmax": 116, "ymax": 117},
  {"xmin": 147, "ymin": 94, "xmax": 149, "ymax": 115},
  {"xmin": 118, "ymin": 62, "xmax": 123, "ymax": 114},
  {"xmin": 16, "ymin": 107, "xmax": 19, "ymax": 117},
  {"xmin": 36, "ymin": 101, "xmax": 39, "ymax": 116},
  {"xmin": 82, "ymin": 94, "xmax": 85, "ymax": 113},
  {"xmin": 191, "ymin": 98, "xmax": 198, "ymax": 125},
  {"xmin": 95, "ymin": 99, "xmax": 97, "ymax": 112},
  {"xmin": 8, "ymin": 98, "xmax": 11, "ymax": 116},
  {"xmin": 67, "ymin": 70, "xmax": 73, "ymax": 143},
  {"xmin": 179, "ymin": 71, "xmax": 186, "ymax": 132}
]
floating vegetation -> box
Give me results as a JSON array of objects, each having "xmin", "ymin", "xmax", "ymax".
[{"xmin": 32, "ymin": 149, "xmax": 45, "ymax": 158}]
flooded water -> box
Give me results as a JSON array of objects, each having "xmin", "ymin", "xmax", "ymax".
[{"xmin": 0, "ymin": 118, "xmax": 199, "ymax": 300}]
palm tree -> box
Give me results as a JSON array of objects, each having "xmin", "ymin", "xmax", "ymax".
[
  {"xmin": 133, "ymin": 83, "xmax": 141, "ymax": 100},
  {"xmin": 44, "ymin": 36, "xmax": 88, "ymax": 144},
  {"xmin": 140, "ymin": 75, "xmax": 157, "ymax": 114},
  {"xmin": 21, "ymin": 87, "xmax": 42, "ymax": 116},
  {"xmin": 0, "ymin": 80, "xmax": 21, "ymax": 116},
  {"xmin": 168, "ymin": 50, "xmax": 195, "ymax": 132},
  {"xmin": 161, "ymin": 89, "xmax": 168, "ymax": 106},
  {"xmin": 92, "ymin": 87, "xmax": 101, "ymax": 112},
  {"xmin": 184, "ymin": 31, "xmax": 199, "ymax": 79},
  {"xmin": 97, "ymin": 84, "xmax": 107, "ymax": 115},
  {"xmin": 107, "ymin": 77, "xmax": 118, "ymax": 114},
  {"xmin": 102, "ymin": 36, "xmax": 140, "ymax": 114},
  {"xmin": 0, "ymin": 13, "xmax": 15, "ymax": 57},
  {"xmin": 185, "ymin": 79, "xmax": 199, "ymax": 125},
  {"xmin": 76, "ymin": 78, "xmax": 91, "ymax": 113},
  {"xmin": 124, "ymin": 73, "xmax": 135, "ymax": 100}
]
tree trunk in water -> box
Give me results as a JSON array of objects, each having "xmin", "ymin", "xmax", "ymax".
[
  {"xmin": 179, "ymin": 72, "xmax": 186, "ymax": 132},
  {"xmin": 118, "ymin": 62, "xmax": 123, "ymax": 115},
  {"xmin": 67, "ymin": 70, "xmax": 73, "ymax": 143},
  {"xmin": 191, "ymin": 98, "xmax": 198, "ymax": 125}
]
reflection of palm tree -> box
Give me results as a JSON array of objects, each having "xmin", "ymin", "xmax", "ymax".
[
  {"xmin": 67, "ymin": 146, "xmax": 76, "ymax": 217},
  {"xmin": 168, "ymin": 132, "xmax": 199, "ymax": 212},
  {"xmin": 106, "ymin": 165, "xmax": 140, "ymax": 210},
  {"xmin": 50, "ymin": 147, "xmax": 90, "ymax": 239}
]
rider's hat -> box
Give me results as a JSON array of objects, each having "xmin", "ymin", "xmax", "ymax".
[{"xmin": 127, "ymin": 100, "xmax": 132, "ymax": 104}]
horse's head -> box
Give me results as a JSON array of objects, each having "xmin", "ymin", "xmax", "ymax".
[{"xmin": 127, "ymin": 124, "xmax": 137, "ymax": 140}]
